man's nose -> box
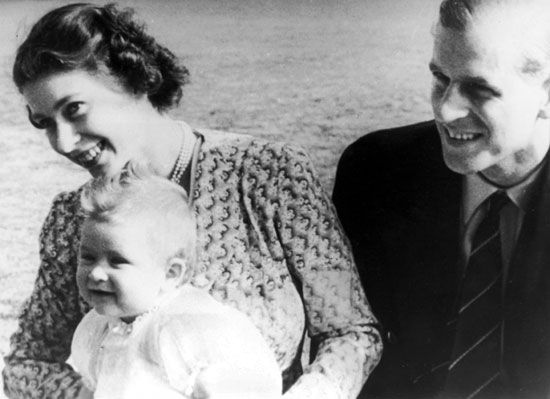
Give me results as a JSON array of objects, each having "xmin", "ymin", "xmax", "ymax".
[
  {"xmin": 50, "ymin": 122, "xmax": 80, "ymax": 154},
  {"xmin": 434, "ymin": 84, "xmax": 470, "ymax": 123}
]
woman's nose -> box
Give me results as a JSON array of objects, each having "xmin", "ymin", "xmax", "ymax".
[{"xmin": 50, "ymin": 122, "xmax": 80, "ymax": 154}]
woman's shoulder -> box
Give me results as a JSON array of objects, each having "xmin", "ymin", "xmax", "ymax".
[
  {"xmin": 195, "ymin": 128, "xmax": 311, "ymax": 166},
  {"xmin": 41, "ymin": 184, "xmax": 88, "ymax": 245},
  {"xmin": 48, "ymin": 184, "xmax": 87, "ymax": 215},
  {"xmin": 194, "ymin": 128, "xmax": 253, "ymax": 146}
]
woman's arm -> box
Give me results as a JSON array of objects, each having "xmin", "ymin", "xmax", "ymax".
[
  {"xmin": 2, "ymin": 192, "xmax": 87, "ymax": 399},
  {"xmin": 274, "ymin": 145, "xmax": 383, "ymax": 399}
]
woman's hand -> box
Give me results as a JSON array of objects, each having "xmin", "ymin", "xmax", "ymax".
[{"xmin": 75, "ymin": 386, "xmax": 94, "ymax": 399}]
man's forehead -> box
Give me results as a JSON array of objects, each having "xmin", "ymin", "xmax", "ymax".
[
  {"xmin": 432, "ymin": 23, "xmax": 501, "ymax": 73},
  {"xmin": 432, "ymin": 5, "xmax": 549, "ymax": 75},
  {"xmin": 440, "ymin": 0, "xmax": 550, "ymax": 39}
]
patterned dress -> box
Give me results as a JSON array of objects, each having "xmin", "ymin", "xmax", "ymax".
[{"xmin": 3, "ymin": 129, "xmax": 382, "ymax": 399}]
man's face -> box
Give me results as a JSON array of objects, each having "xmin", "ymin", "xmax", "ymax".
[{"xmin": 430, "ymin": 12, "xmax": 550, "ymax": 185}]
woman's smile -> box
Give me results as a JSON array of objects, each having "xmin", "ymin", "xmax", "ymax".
[
  {"xmin": 22, "ymin": 70, "xmax": 162, "ymax": 178},
  {"xmin": 71, "ymin": 140, "xmax": 106, "ymax": 169}
]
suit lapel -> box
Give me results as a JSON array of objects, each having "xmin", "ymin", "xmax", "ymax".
[
  {"xmin": 504, "ymin": 156, "xmax": 550, "ymax": 396},
  {"xmin": 395, "ymin": 129, "xmax": 463, "ymax": 384},
  {"xmin": 412, "ymin": 129, "xmax": 463, "ymax": 304},
  {"xmin": 507, "ymin": 156, "xmax": 550, "ymax": 305}
]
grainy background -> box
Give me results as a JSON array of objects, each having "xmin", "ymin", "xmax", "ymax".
[{"xmin": 0, "ymin": 0, "xmax": 438, "ymax": 395}]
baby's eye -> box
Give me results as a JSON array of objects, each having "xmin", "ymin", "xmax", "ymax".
[
  {"xmin": 110, "ymin": 256, "xmax": 130, "ymax": 267},
  {"xmin": 79, "ymin": 253, "xmax": 95, "ymax": 264}
]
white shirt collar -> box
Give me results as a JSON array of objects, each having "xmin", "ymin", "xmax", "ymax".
[{"xmin": 463, "ymin": 162, "xmax": 545, "ymax": 224}]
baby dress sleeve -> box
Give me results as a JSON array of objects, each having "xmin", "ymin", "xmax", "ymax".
[
  {"xmin": 156, "ymin": 312, "xmax": 282, "ymax": 399},
  {"xmin": 156, "ymin": 315, "xmax": 208, "ymax": 396},
  {"xmin": 70, "ymin": 310, "xmax": 110, "ymax": 392}
]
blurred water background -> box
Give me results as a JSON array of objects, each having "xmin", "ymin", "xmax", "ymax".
[{"xmin": 0, "ymin": 0, "xmax": 439, "ymax": 396}]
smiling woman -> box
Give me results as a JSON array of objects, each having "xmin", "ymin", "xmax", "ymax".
[
  {"xmin": 22, "ymin": 70, "xmax": 176, "ymax": 178},
  {"xmin": 2, "ymin": 3, "xmax": 382, "ymax": 399}
]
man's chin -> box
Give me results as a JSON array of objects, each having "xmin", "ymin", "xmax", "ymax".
[{"xmin": 441, "ymin": 151, "xmax": 486, "ymax": 176}]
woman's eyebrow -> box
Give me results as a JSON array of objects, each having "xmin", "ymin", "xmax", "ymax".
[{"xmin": 27, "ymin": 96, "xmax": 74, "ymax": 120}]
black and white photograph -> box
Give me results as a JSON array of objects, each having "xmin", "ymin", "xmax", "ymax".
[{"xmin": 3, "ymin": 0, "xmax": 548, "ymax": 398}]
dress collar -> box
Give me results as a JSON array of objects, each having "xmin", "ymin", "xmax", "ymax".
[{"xmin": 106, "ymin": 289, "xmax": 180, "ymax": 335}]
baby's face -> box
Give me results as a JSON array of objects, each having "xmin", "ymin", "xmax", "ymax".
[{"xmin": 77, "ymin": 218, "xmax": 168, "ymax": 322}]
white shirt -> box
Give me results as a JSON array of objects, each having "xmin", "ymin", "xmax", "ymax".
[{"xmin": 462, "ymin": 162, "xmax": 546, "ymax": 273}]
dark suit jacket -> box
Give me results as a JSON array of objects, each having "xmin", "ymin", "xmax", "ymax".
[{"xmin": 333, "ymin": 121, "xmax": 550, "ymax": 399}]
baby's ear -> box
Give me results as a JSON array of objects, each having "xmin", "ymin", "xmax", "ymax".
[{"xmin": 164, "ymin": 257, "xmax": 187, "ymax": 289}]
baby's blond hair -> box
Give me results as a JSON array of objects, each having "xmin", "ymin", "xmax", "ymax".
[{"xmin": 80, "ymin": 162, "xmax": 196, "ymax": 280}]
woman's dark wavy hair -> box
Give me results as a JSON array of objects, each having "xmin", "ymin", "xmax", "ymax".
[{"xmin": 13, "ymin": 3, "xmax": 189, "ymax": 111}]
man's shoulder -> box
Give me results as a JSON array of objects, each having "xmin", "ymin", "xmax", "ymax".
[
  {"xmin": 337, "ymin": 120, "xmax": 442, "ymax": 178},
  {"xmin": 344, "ymin": 120, "xmax": 438, "ymax": 159}
]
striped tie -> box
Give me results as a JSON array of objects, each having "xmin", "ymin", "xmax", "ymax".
[{"xmin": 445, "ymin": 191, "xmax": 510, "ymax": 399}]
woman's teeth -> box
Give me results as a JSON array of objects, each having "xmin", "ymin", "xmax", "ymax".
[{"xmin": 77, "ymin": 141, "xmax": 105, "ymax": 166}]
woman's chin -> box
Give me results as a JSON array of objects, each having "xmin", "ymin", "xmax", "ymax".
[{"xmin": 87, "ymin": 158, "xmax": 124, "ymax": 179}]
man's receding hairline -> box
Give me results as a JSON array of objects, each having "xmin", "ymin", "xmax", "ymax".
[
  {"xmin": 436, "ymin": 0, "xmax": 550, "ymax": 79},
  {"xmin": 438, "ymin": 0, "xmax": 550, "ymax": 31}
]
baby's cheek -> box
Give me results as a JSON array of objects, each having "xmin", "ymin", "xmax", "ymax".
[{"xmin": 75, "ymin": 268, "xmax": 89, "ymax": 298}]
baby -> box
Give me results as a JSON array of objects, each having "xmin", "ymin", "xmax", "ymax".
[{"xmin": 71, "ymin": 164, "xmax": 282, "ymax": 399}]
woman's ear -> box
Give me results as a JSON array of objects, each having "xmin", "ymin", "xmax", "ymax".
[{"xmin": 164, "ymin": 257, "xmax": 187, "ymax": 289}]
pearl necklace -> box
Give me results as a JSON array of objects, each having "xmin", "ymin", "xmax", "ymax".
[{"xmin": 170, "ymin": 124, "xmax": 195, "ymax": 184}]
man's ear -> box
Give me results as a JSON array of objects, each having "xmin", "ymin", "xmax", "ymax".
[
  {"xmin": 164, "ymin": 257, "xmax": 187, "ymax": 289},
  {"xmin": 538, "ymin": 76, "xmax": 550, "ymax": 119}
]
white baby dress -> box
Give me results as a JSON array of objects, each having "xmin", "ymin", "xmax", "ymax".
[{"xmin": 70, "ymin": 286, "xmax": 282, "ymax": 399}]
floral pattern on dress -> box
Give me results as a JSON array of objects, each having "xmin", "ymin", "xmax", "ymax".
[{"xmin": 3, "ymin": 129, "xmax": 382, "ymax": 399}]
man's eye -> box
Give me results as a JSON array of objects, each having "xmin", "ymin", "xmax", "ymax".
[{"xmin": 463, "ymin": 83, "xmax": 499, "ymax": 99}]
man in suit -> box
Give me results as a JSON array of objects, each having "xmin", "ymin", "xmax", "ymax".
[{"xmin": 333, "ymin": 0, "xmax": 550, "ymax": 398}]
